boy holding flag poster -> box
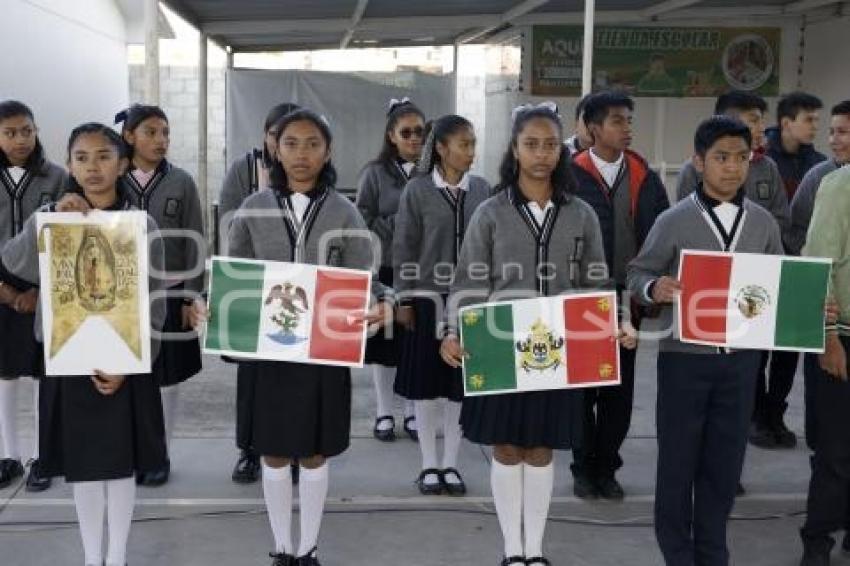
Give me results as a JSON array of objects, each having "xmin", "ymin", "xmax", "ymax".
[{"xmin": 627, "ymin": 116, "xmax": 788, "ymax": 566}]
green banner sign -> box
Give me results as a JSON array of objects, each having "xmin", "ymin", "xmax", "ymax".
[{"xmin": 531, "ymin": 26, "xmax": 781, "ymax": 97}]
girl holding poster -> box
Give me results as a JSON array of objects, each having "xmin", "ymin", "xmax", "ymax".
[
  {"xmin": 1, "ymin": 123, "xmax": 167, "ymax": 566},
  {"xmin": 439, "ymin": 104, "xmax": 619, "ymax": 566},
  {"xmin": 193, "ymin": 108, "xmax": 392, "ymax": 566}
]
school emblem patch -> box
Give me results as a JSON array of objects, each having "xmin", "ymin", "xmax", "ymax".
[
  {"xmin": 756, "ymin": 181, "xmax": 771, "ymax": 200},
  {"xmin": 735, "ymin": 285, "xmax": 771, "ymax": 319},
  {"xmin": 164, "ymin": 197, "xmax": 181, "ymax": 218},
  {"xmin": 516, "ymin": 319, "xmax": 564, "ymax": 373}
]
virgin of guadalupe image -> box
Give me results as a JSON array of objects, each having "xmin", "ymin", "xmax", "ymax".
[{"xmin": 75, "ymin": 229, "xmax": 117, "ymax": 312}]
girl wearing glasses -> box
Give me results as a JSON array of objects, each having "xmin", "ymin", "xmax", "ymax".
[
  {"xmin": 356, "ymin": 98, "xmax": 425, "ymax": 443},
  {"xmin": 0, "ymin": 100, "xmax": 66, "ymax": 493}
]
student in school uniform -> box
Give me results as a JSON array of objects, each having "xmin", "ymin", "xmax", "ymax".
[
  {"xmin": 115, "ymin": 104, "xmax": 205, "ymax": 487},
  {"xmin": 219, "ymin": 102, "xmax": 299, "ymax": 485},
  {"xmin": 392, "ymin": 114, "xmax": 490, "ymax": 496},
  {"xmin": 356, "ymin": 97, "xmax": 425, "ymax": 443},
  {"xmin": 1, "ymin": 122, "xmax": 167, "ymax": 566},
  {"xmin": 194, "ymin": 108, "xmax": 393, "ymax": 566},
  {"xmin": 570, "ymin": 91, "xmax": 669, "ymax": 500},
  {"xmin": 440, "ymin": 103, "xmax": 628, "ymax": 566},
  {"xmin": 0, "ymin": 100, "xmax": 66, "ymax": 492},
  {"xmin": 627, "ymin": 116, "xmax": 792, "ymax": 566}
]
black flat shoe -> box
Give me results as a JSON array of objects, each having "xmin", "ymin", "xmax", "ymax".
[
  {"xmin": 596, "ymin": 476, "xmax": 625, "ymax": 501},
  {"xmin": 373, "ymin": 416, "xmax": 396, "ymax": 442},
  {"xmin": 25, "ymin": 460, "xmax": 52, "ymax": 492},
  {"xmin": 295, "ymin": 546, "xmax": 320, "ymax": 566},
  {"xmin": 0, "ymin": 458, "xmax": 24, "ymax": 489},
  {"xmin": 404, "ymin": 416, "xmax": 419, "ymax": 442},
  {"xmin": 500, "ymin": 557, "xmax": 525, "ymax": 565},
  {"xmin": 440, "ymin": 467, "xmax": 467, "ymax": 496},
  {"xmin": 572, "ymin": 473, "xmax": 598, "ymax": 500},
  {"xmin": 139, "ymin": 459, "xmax": 170, "ymax": 487},
  {"xmin": 526, "ymin": 558, "xmax": 551, "ymax": 565},
  {"xmin": 417, "ymin": 468, "xmax": 443, "ymax": 495},
  {"xmin": 269, "ymin": 551, "xmax": 296, "ymax": 566},
  {"xmin": 232, "ymin": 450, "xmax": 261, "ymax": 484}
]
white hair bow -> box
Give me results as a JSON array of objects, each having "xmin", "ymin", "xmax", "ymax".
[
  {"xmin": 511, "ymin": 101, "xmax": 560, "ymax": 124},
  {"xmin": 387, "ymin": 97, "xmax": 412, "ymax": 114}
]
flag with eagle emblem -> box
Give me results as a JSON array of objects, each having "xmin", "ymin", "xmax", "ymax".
[
  {"xmin": 459, "ymin": 291, "xmax": 621, "ymax": 397},
  {"xmin": 203, "ymin": 256, "xmax": 372, "ymax": 367}
]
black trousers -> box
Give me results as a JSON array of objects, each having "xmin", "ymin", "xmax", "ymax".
[
  {"xmin": 803, "ymin": 353, "xmax": 819, "ymax": 450},
  {"xmin": 753, "ymin": 350, "xmax": 799, "ymax": 424},
  {"xmin": 235, "ymin": 362, "xmax": 257, "ymax": 452},
  {"xmin": 655, "ymin": 350, "xmax": 760, "ymax": 566},
  {"xmin": 801, "ymin": 338, "xmax": 850, "ymax": 542},
  {"xmin": 571, "ymin": 343, "xmax": 636, "ymax": 478}
]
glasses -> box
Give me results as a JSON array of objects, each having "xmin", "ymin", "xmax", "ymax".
[
  {"xmin": 398, "ymin": 127, "xmax": 424, "ymax": 140},
  {"xmin": 2, "ymin": 127, "xmax": 36, "ymax": 141}
]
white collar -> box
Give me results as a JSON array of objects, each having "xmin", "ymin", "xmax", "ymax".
[
  {"xmin": 589, "ymin": 149, "xmax": 625, "ymax": 187},
  {"xmin": 7, "ymin": 166, "xmax": 26, "ymax": 184},
  {"xmin": 432, "ymin": 167, "xmax": 470, "ymax": 192}
]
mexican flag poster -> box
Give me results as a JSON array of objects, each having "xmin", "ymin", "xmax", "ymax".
[
  {"xmin": 459, "ymin": 291, "xmax": 621, "ymax": 397},
  {"xmin": 677, "ymin": 250, "xmax": 831, "ymax": 352},
  {"xmin": 204, "ymin": 256, "xmax": 372, "ymax": 367}
]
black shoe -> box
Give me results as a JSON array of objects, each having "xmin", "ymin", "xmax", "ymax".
[
  {"xmin": 417, "ymin": 468, "xmax": 443, "ymax": 495},
  {"xmin": 403, "ymin": 416, "xmax": 419, "ymax": 442},
  {"xmin": 596, "ymin": 476, "xmax": 625, "ymax": 501},
  {"xmin": 269, "ymin": 551, "xmax": 295, "ymax": 566},
  {"xmin": 373, "ymin": 415, "xmax": 396, "ymax": 442},
  {"xmin": 139, "ymin": 459, "xmax": 170, "ymax": 487},
  {"xmin": 526, "ymin": 558, "xmax": 551, "ymax": 565},
  {"xmin": 0, "ymin": 459, "xmax": 24, "ymax": 489},
  {"xmin": 292, "ymin": 460, "xmax": 299, "ymax": 485},
  {"xmin": 774, "ymin": 420, "xmax": 798, "ymax": 449},
  {"xmin": 232, "ymin": 450, "xmax": 261, "ymax": 484},
  {"xmin": 573, "ymin": 474, "xmax": 598, "ymax": 500},
  {"xmin": 295, "ymin": 546, "xmax": 320, "ymax": 566},
  {"xmin": 749, "ymin": 422, "xmax": 778, "ymax": 448},
  {"xmin": 736, "ymin": 482, "xmax": 746, "ymax": 497},
  {"xmin": 440, "ymin": 468, "xmax": 467, "ymax": 496},
  {"xmin": 500, "ymin": 557, "xmax": 525, "ymax": 565},
  {"xmin": 800, "ymin": 536, "xmax": 834, "ymax": 566},
  {"xmin": 25, "ymin": 460, "xmax": 52, "ymax": 492}
]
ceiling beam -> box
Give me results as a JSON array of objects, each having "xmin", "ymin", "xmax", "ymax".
[
  {"xmin": 340, "ymin": 0, "xmax": 369, "ymax": 49},
  {"xmin": 784, "ymin": 0, "xmax": 841, "ymax": 12},
  {"xmin": 640, "ymin": 0, "xmax": 704, "ymax": 19},
  {"xmin": 455, "ymin": 0, "xmax": 551, "ymax": 44},
  {"xmin": 203, "ymin": 14, "xmax": 502, "ymax": 36}
]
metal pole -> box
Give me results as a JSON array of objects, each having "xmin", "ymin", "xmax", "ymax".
[
  {"xmin": 144, "ymin": 0, "xmax": 160, "ymax": 104},
  {"xmin": 198, "ymin": 33, "xmax": 210, "ymax": 236},
  {"xmin": 581, "ymin": 0, "xmax": 595, "ymax": 96},
  {"xmin": 452, "ymin": 44, "xmax": 459, "ymax": 113}
]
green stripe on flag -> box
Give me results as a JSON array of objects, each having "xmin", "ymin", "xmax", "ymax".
[
  {"xmin": 774, "ymin": 260, "xmax": 830, "ymax": 349},
  {"xmin": 461, "ymin": 304, "xmax": 517, "ymax": 393},
  {"xmin": 206, "ymin": 259, "xmax": 265, "ymax": 353}
]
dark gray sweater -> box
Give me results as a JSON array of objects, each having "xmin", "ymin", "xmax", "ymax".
[
  {"xmin": 392, "ymin": 172, "xmax": 491, "ymax": 298},
  {"xmin": 627, "ymin": 193, "xmax": 784, "ymax": 354},
  {"xmin": 355, "ymin": 161, "xmax": 408, "ymax": 268},
  {"xmin": 787, "ymin": 159, "xmax": 842, "ymax": 255},
  {"xmin": 0, "ymin": 159, "xmax": 66, "ymax": 244}
]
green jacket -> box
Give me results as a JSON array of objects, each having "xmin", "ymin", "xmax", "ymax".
[{"xmin": 803, "ymin": 166, "xmax": 850, "ymax": 335}]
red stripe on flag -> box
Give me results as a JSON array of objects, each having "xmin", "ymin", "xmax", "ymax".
[
  {"xmin": 563, "ymin": 295, "xmax": 619, "ymax": 386},
  {"xmin": 308, "ymin": 269, "xmax": 370, "ymax": 364},
  {"xmin": 679, "ymin": 253, "xmax": 732, "ymax": 344}
]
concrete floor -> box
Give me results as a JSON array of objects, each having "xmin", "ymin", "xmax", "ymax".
[{"xmin": 0, "ymin": 336, "xmax": 844, "ymax": 565}]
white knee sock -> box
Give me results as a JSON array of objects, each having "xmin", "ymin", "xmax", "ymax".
[
  {"xmin": 492, "ymin": 460, "xmax": 524, "ymax": 558},
  {"xmin": 372, "ymin": 365, "xmax": 395, "ymax": 427},
  {"xmin": 404, "ymin": 400, "xmax": 416, "ymax": 422},
  {"xmin": 73, "ymin": 481, "xmax": 105, "ymax": 565},
  {"xmin": 31, "ymin": 380, "xmax": 39, "ymax": 461},
  {"xmin": 105, "ymin": 477, "xmax": 136, "ymax": 566},
  {"xmin": 161, "ymin": 384, "xmax": 180, "ymax": 450},
  {"xmin": 523, "ymin": 462, "xmax": 554, "ymax": 558},
  {"xmin": 441, "ymin": 401, "xmax": 462, "ymax": 473},
  {"xmin": 263, "ymin": 462, "xmax": 293, "ymax": 554},
  {"xmin": 414, "ymin": 400, "xmax": 439, "ymax": 473},
  {"xmin": 297, "ymin": 463, "xmax": 329, "ymax": 556},
  {"xmin": 0, "ymin": 379, "xmax": 20, "ymax": 459}
]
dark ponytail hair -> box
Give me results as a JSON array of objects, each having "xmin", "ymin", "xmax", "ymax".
[
  {"xmin": 496, "ymin": 106, "xmax": 577, "ymax": 201},
  {"xmin": 262, "ymin": 102, "xmax": 300, "ymax": 167},
  {"xmin": 268, "ymin": 109, "xmax": 338, "ymax": 191},
  {"xmin": 0, "ymin": 100, "xmax": 45, "ymax": 170},
  {"xmin": 64, "ymin": 123, "xmax": 126, "ymax": 196},
  {"xmin": 417, "ymin": 114, "xmax": 474, "ymax": 174},
  {"xmin": 114, "ymin": 103, "xmax": 169, "ymax": 161},
  {"xmin": 374, "ymin": 99, "xmax": 425, "ymax": 175}
]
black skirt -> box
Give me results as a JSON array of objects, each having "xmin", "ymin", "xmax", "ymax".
[
  {"xmin": 363, "ymin": 266, "xmax": 402, "ymax": 366},
  {"xmin": 251, "ymin": 361, "xmax": 351, "ymax": 459},
  {"xmin": 38, "ymin": 372, "xmax": 167, "ymax": 482},
  {"xmin": 394, "ymin": 297, "xmax": 463, "ymax": 402},
  {"xmin": 152, "ymin": 289, "xmax": 202, "ymax": 387},
  {"xmin": 461, "ymin": 388, "xmax": 585, "ymax": 450},
  {"xmin": 0, "ymin": 303, "xmax": 40, "ymax": 378}
]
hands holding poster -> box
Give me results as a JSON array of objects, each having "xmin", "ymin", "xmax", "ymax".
[
  {"xmin": 459, "ymin": 291, "xmax": 621, "ymax": 397},
  {"xmin": 677, "ymin": 250, "xmax": 831, "ymax": 352},
  {"xmin": 37, "ymin": 211, "xmax": 152, "ymax": 376},
  {"xmin": 203, "ymin": 257, "xmax": 372, "ymax": 368}
]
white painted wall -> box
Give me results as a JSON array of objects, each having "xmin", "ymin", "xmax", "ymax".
[
  {"xmin": 802, "ymin": 15, "xmax": 850, "ymax": 152},
  {"xmin": 0, "ymin": 0, "xmax": 129, "ymax": 166}
]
